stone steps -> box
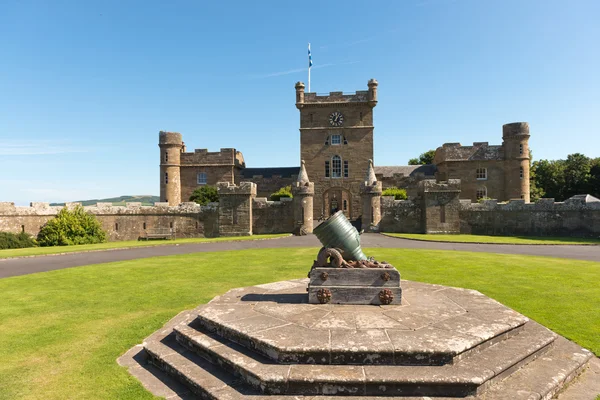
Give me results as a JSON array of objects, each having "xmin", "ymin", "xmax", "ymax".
[
  {"xmin": 194, "ymin": 305, "xmax": 527, "ymax": 366},
  {"xmin": 143, "ymin": 326, "xmax": 593, "ymax": 399},
  {"xmin": 128, "ymin": 280, "xmax": 597, "ymax": 399},
  {"xmin": 173, "ymin": 319, "xmax": 557, "ymax": 397}
]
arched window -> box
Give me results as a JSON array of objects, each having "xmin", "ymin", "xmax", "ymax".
[
  {"xmin": 476, "ymin": 186, "xmax": 487, "ymax": 200},
  {"xmin": 331, "ymin": 155, "xmax": 342, "ymax": 178},
  {"xmin": 197, "ymin": 172, "xmax": 207, "ymax": 185}
]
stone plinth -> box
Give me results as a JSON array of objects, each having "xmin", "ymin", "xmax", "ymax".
[
  {"xmin": 307, "ymin": 267, "xmax": 401, "ymax": 305},
  {"xmin": 123, "ymin": 279, "xmax": 595, "ymax": 399}
]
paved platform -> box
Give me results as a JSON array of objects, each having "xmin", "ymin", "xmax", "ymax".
[{"xmin": 119, "ymin": 279, "xmax": 597, "ymax": 399}]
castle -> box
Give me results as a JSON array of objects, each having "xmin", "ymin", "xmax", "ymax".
[
  {"xmin": 159, "ymin": 80, "xmax": 531, "ymax": 221},
  {"xmin": 4, "ymin": 80, "xmax": 597, "ymax": 242}
]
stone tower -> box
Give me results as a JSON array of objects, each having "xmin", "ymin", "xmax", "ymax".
[
  {"xmin": 292, "ymin": 160, "xmax": 314, "ymax": 235},
  {"xmin": 502, "ymin": 122, "xmax": 530, "ymax": 202},
  {"xmin": 159, "ymin": 131, "xmax": 183, "ymax": 205},
  {"xmin": 360, "ymin": 159, "xmax": 382, "ymax": 232},
  {"xmin": 295, "ymin": 79, "xmax": 378, "ymax": 221}
]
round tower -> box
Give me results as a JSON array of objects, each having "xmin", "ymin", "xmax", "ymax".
[
  {"xmin": 292, "ymin": 160, "xmax": 314, "ymax": 235},
  {"xmin": 159, "ymin": 131, "xmax": 183, "ymax": 205},
  {"xmin": 367, "ymin": 79, "xmax": 378, "ymax": 107},
  {"xmin": 295, "ymin": 81, "xmax": 305, "ymax": 109},
  {"xmin": 502, "ymin": 122, "xmax": 530, "ymax": 202}
]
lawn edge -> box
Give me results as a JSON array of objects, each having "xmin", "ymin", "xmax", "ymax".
[
  {"xmin": 0, "ymin": 234, "xmax": 293, "ymax": 261},
  {"xmin": 380, "ymin": 233, "xmax": 600, "ymax": 246}
]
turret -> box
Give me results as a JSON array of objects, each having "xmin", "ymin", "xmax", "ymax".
[
  {"xmin": 502, "ymin": 122, "xmax": 530, "ymax": 202},
  {"xmin": 367, "ymin": 79, "xmax": 378, "ymax": 107},
  {"xmin": 159, "ymin": 131, "xmax": 183, "ymax": 205},
  {"xmin": 295, "ymin": 81, "xmax": 305, "ymax": 109},
  {"xmin": 292, "ymin": 160, "xmax": 314, "ymax": 235},
  {"xmin": 360, "ymin": 159, "xmax": 382, "ymax": 231}
]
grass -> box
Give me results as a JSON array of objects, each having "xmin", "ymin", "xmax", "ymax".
[
  {"xmin": 384, "ymin": 233, "xmax": 600, "ymax": 245},
  {"xmin": 0, "ymin": 247, "xmax": 599, "ymax": 399},
  {"xmin": 0, "ymin": 234, "xmax": 290, "ymax": 259}
]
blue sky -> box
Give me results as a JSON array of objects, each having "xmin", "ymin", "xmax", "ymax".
[{"xmin": 1, "ymin": 0, "xmax": 599, "ymax": 205}]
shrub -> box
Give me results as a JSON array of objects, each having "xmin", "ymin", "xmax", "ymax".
[
  {"xmin": 37, "ymin": 206, "xmax": 107, "ymax": 247},
  {"xmin": 270, "ymin": 185, "xmax": 293, "ymax": 201},
  {"xmin": 189, "ymin": 186, "xmax": 218, "ymax": 205},
  {"xmin": 382, "ymin": 187, "xmax": 407, "ymax": 200},
  {"xmin": 0, "ymin": 232, "xmax": 37, "ymax": 250}
]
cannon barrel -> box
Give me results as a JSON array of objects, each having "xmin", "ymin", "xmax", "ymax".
[{"xmin": 313, "ymin": 211, "xmax": 367, "ymax": 261}]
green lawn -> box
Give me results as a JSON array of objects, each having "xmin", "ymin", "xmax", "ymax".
[
  {"xmin": 0, "ymin": 248, "xmax": 598, "ymax": 399},
  {"xmin": 0, "ymin": 234, "xmax": 290, "ymax": 259},
  {"xmin": 384, "ymin": 233, "xmax": 600, "ymax": 245}
]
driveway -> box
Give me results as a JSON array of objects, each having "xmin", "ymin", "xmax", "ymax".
[{"xmin": 1, "ymin": 234, "xmax": 598, "ymax": 279}]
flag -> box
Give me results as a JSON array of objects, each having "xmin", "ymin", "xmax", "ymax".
[{"xmin": 308, "ymin": 43, "xmax": 313, "ymax": 68}]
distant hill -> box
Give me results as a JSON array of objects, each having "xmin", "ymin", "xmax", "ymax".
[{"xmin": 50, "ymin": 195, "xmax": 160, "ymax": 207}]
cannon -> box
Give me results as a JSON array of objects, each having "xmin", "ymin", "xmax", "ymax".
[{"xmin": 308, "ymin": 211, "xmax": 402, "ymax": 305}]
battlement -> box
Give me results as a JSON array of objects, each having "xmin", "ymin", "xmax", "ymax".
[
  {"xmin": 0, "ymin": 201, "xmax": 207, "ymax": 216},
  {"xmin": 181, "ymin": 148, "xmax": 245, "ymax": 167},
  {"xmin": 460, "ymin": 195, "xmax": 600, "ymax": 212},
  {"xmin": 159, "ymin": 131, "xmax": 183, "ymax": 145},
  {"xmin": 295, "ymin": 79, "xmax": 377, "ymax": 108},
  {"xmin": 419, "ymin": 179, "xmax": 461, "ymax": 193},
  {"xmin": 217, "ymin": 181, "xmax": 257, "ymax": 196},
  {"xmin": 303, "ymin": 90, "xmax": 370, "ymax": 104}
]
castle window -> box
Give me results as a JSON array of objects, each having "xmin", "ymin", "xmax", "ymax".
[
  {"xmin": 476, "ymin": 186, "xmax": 487, "ymax": 200},
  {"xmin": 165, "ymin": 152, "xmax": 169, "ymax": 163},
  {"xmin": 440, "ymin": 205, "xmax": 446, "ymax": 223},
  {"xmin": 170, "ymin": 222, "xmax": 174, "ymax": 229},
  {"xmin": 165, "ymin": 172, "xmax": 169, "ymax": 184},
  {"xmin": 476, "ymin": 168, "xmax": 487, "ymax": 180},
  {"xmin": 343, "ymin": 199, "xmax": 348, "ymax": 211},
  {"xmin": 197, "ymin": 172, "xmax": 207, "ymax": 185},
  {"xmin": 143, "ymin": 222, "xmax": 146, "ymax": 230},
  {"xmin": 343, "ymin": 160, "xmax": 349, "ymax": 177},
  {"xmin": 519, "ymin": 144, "xmax": 523, "ymax": 155},
  {"xmin": 331, "ymin": 134, "xmax": 341, "ymax": 145},
  {"xmin": 21, "ymin": 225, "xmax": 25, "ymax": 233},
  {"xmin": 520, "ymin": 166, "xmax": 524, "ymax": 179},
  {"xmin": 325, "ymin": 137, "xmax": 329, "ymax": 145},
  {"xmin": 343, "ymin": 136, "xmax": 348, "ymax": 145},
  {"xmin": 332, "ymin": 155, "xmax": 342, "ymax": 178},
  {"xmin": 115, "ymin": 223, "xmax": 119, "ymax": 231},
  {"xmin": 325, "ymin": 161, "xmax": 330, "ymax": 177}
]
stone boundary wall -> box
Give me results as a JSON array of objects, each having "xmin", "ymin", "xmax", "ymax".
[
  {"xmin": 0, "ymin": 201, "xmax": 218, "ymax": 241},
  {"xmin": 252, "ymin": 197, "xmax": 295, "ymax": 234},
  {"xmin": 379, "ymin": 196, "xmax": 423, "ymax": 233},
  {"xmin": 459, "ymin": 197, "xmax": 600, "ymax": 237}
]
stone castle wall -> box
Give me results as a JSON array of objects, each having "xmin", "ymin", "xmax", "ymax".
[
  {"xmin": 379, "ymin": 197, "xmax": 423, "ymax": 233},
  {"xmin": 459, "ymin": 197, "xmax": 600, "ymax": 237},
  {"xmin": 252, "ymin": 197, "xmax": 295, "ymax": 234},
  {"xmin": 0, "ymin": 201, "xmax": 218, "ymax": 241}
]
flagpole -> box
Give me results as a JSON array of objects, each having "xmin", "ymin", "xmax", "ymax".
[{"xmin": 308, "ymin": 43, "xmax": 311, "ymax": 92}]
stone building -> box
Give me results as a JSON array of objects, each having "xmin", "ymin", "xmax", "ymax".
[{"xmin": 158, "ymin": 80, "xmax": 531, "ymax": 220}]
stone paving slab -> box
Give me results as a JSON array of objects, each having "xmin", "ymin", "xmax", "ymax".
[{"xmin": 194, "ymin": 280, "xmax": 528, "ymax": 366}]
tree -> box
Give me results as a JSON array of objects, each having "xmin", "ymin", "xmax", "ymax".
[
  {"xmin": 270, "ymin": 185, "xmax": 293, "ymax": 201},
  {"xmin": 189, "ymin": 186, "xmax": 218, "ymax": 205},
  {"xmin": 37, "ymin": 205, "xmax": 107, "ymax": 246},
  {"xmin": 382, "ymin": 187, "xmax": 408, "ymax": 200},
  {"xmin": 408, "ymin": 149, "xmax": 436, "ymax": 165},
  {"xmin": 563, "ymin": 153, "xmax": 592, "ymax": 199}
]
